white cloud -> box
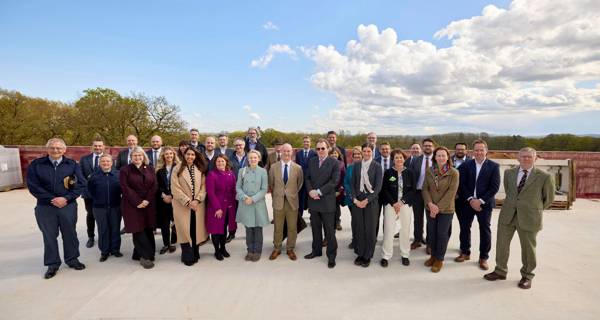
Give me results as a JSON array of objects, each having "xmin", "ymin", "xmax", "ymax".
[
  {"xmin": 249, "ymin": 112, "xmax": 261, "ymax": 120},
  {"xmin": 242, "ymin": 105, "xmax": 251, "ymax": 111},
  {"xmin": 250, "ymin": 44, "xmax": 297, "ymax": 68},
  {"xmin": 263, "ymin": 21, "xmax": 279, "ymax": 31},
  {"xmin": 304, "ymin": 0, "xmax": 600, "ymax": 134}
]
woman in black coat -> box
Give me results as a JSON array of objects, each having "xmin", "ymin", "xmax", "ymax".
[
  {"xmin": 155, "ymin": 146, "xmax": 179, "ymax": 254},
  {"xmin": 379, "ymin": 149, "xmax": 417, "ymax": 267}
]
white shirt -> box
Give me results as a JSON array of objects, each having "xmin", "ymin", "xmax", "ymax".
[
  {"xmin": 151, "ymin": 148, "xmax": 162, "ymax": 164},
  {"xmin": 454, "ymin": 156, "xmax": 467, "ymax": 168},
  {"xmin": 205, "ymin": 151, "xmax": 215, "ymax": 161},
  {"xmin": 417, "ymin": 155, "xmax": 432, "ymax": 190},
  {"xmin": 281, "ymin": 160, "xmax": 292, "ymax": 180},
  {"xmin": 220, "ymin": 147, "xmax": 227, "ymax": 154},
  {"xmin": 473, "ymin": 158, "xmax": 486, "ymax": 199},
  {"xmin": 92, "ymin": 153, "xmax": 103, "ymax": 167},
  {"xmin": 517, "ymin": 167, "xmax": 532, "ymax": 187},
  {"xmin": 381, "ymin": 156, "xmax": 390, "ymax": 171}
]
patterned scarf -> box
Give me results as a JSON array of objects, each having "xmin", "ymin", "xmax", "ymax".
[{"xmin": 431, "ymin": 162, "xmax": 450, "ymax": 189}]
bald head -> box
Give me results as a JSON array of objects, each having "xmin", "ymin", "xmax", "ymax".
[{"xmin": 281, "ymin": 143, "xmax": 293, "ymax": 162}]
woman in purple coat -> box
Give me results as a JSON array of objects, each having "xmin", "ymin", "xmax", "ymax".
[
  {"xmin": 205, "ymin": 154, "xmax": 237, "ymax": 261},
  {"xmin": 120, "ymin": 147, "xmax": 158, "ymax": 269}
]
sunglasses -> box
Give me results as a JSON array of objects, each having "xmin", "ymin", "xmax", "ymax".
[{"xmin": 316, "ymin": 147, "xmax": 326, "ymax": 151}]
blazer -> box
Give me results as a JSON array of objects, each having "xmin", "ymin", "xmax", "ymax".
[
  {"xmin": 171, "ymin": 164, "xmax": 208, "ymax": 244},
  {"xmin": 264, "ymin": 151, "xmax": 280, "ymax": 177},
  {"xmin": 305, "ymin": 156, "xmax": 340, "ymax": 213},
  {"xmin": 230, "ymin": 152, "xmax": 248, "ymax": 179},
  {"xmin": 80, "ymin": 152, "xmax": 101, "ymax": 199},
  {"xmin": 380, "ymin": 167, "xmax": 417, "ymax": 207},
  {"xmin": 405, "ymin": 154, "xmax": 433, "ymax": 189},
  {"xmin": 458, "ymin": 159, "xmax": 500, "ymax": 211},
  {"xmin": 350, "ymin": 160, "xmax": 383, "ymax": 204},
  {"xmin": 115, "ymin": 148, "xmax": 132, "ymax": 170},
  {"xmin": 217, "ymin": 147, "xmax": 235, "ymax": 159},
  {"xmin": 269, "ymin": 161, "xmax": 304, "ymax": 211},
  {"xmin": 189, "ymin": 142, "xmax": 206, "ymax": 154},
  {"xmin": 498, "ymin": 167, "xmax": 555, "ymax": 232},
  {"xmin": 146, "ymin": 148, "xmax": 162, "ymax": 167},
  {"xmin": 244, "ymin": 139, "xmax": 269, "ymax": 168},
  {"xmin": 422, "ymin": 166, "xmax": 460, "ymax": 214},
  {"xmin": 119, "ymin": 163, "xmax": 157, "ymax": 233},
  {"xmin": 236, "ymin": 166, "xmax": 269, "ymax": 227},
  {"xmin": 294, "ymin": 148, "xmax": 317, "ymax": 171}
]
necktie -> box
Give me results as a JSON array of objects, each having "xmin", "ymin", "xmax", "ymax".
[
  {"xmin": 517, "ymin": 169, "xmax": 528, "ymax": 193},
  {"xmin": 383, "ymin": 158, "xmax": 388, "ymax": 170},
  {"xmin": 319, "ymin": 158, "xmax": 324, "ymax": 168},
  {"xmin": 93, "ymin": 155, "xmax": 99, "ymax": 169},
  {"xmin": 426, "ymin": 156, "xmax": 431, "ymax": 168},
  {"xmin": 153, "ymin": 150, "xmax": 158, "ymax": 165},
  {"xmin": 304, "ymin": 150, "xmax": 308, "ymax": 159},
  {"xmin": 53, "ymin": 160, "xmax": 59, "ymax": 170},
  {"xmin": 283, "ymin": 164, "xmax": 288, "ymax": 184}
]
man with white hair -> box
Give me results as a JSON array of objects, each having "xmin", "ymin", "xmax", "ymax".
[
  {"xmin": 484, "ymin": 147, "xmax": 554, "ymax": 289},
  {"xmin": 27, "ymin": 138, "xmax": 87, "ymax": 279}
]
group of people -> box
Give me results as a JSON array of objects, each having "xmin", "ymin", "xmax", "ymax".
[{"xmin": 26, "ymin": 128, "xmax": 555, "ymax": 289}]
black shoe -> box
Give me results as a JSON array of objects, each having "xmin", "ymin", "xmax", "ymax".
[
  {"xmin": 304, "ymin": 252, "xmax": 322, "ymax": 259},
  {"xmin": 226, "ymin": 233, "xmax": 235, "ymax": 243},
  {"xmin": 132, "ymin": 254, "xmax": 141, "ymax": 261},
  {"xmin": 380, "ymin": 259, "xmax": 389, "ymax": 268},
  {"xmin": 183, "ymin": 260, "xmax": 195, "ymax": 266},
  {"xmin": 44, "ymin": 266, "xmax": 59, "ymax": 279},
  {"xmin": 99, "ymin": 254, "xmax": 109, "ymax": 262},
  {"xmin": 68, "ymin": 261, "xmax": 86, "ymax": 270},
  {"xmin": 402, "ymin": 257, "xmax": 410, "ymax": 266},
  {"xmin": 214, "ymin": 252, "xmax": 224, "ymax": 261},
  {"xmin": 328, "ymin": 260, "xmax": 336, "ymax": 269},
  {"xmin": 361, "ymin": 259, "xmax": 371, "ymax": 268},
  {"xmin": 348, "ymin": 242, "xmax": 354, "ymax": 249},
  {"xmin": 221, "ymin": 249, "xmax": 230, "ymax": 258},
  {"xmin": 112, "ymin": 251, "xmax": 123, "ymax": 258},
  {"xmin": 168, "ymin": 245, "xmax": 176, "ymax": 253},
  {"xmin": 159, "ymin": 246, "xmax": 169, "ymax": 254},
  {"xmin": 86, "ymin": 238, "xmax": 95, "ymax": 248},
  {"xmin": 354, "ymin": 257, "xmax": 364, "ymax": 266},
  {"xmin": 394, "ymin": 232, "xmax": 400, "ymax": 239}
]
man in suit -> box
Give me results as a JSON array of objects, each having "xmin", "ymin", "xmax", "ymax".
[
  {"xmin": 484, "ymin": 147, "xmax": 554, "ymax": 289},
  {"xmin": 455, "ymin": 139, "xmax": 500, "ymax": 270},
  {"xmin": 265, "ymin": 138, "xmax": 284, "ymax": 176},
  {"xmin": 406, "ymin": 138, "xmax": 435, "ymax": 251},
  {"xmin": 244, "ymin": 127, "xmax": 269, "ymax": 168},
  {"xmin": 406, "ymin": 143, "xmax": 422, "ymax": 167},
  {"xmin": 327, "ymin": 130, "xmax": 346, "ymax": 167},
  {"xmin": 189, "ymin": 128, "xmax": 205, "ymax": 153},
  {"xmin": 27, "ymin": 138, "xmax": 86, "ymax": 279},
  {"xmin": 295, "ymin": 136, "xmax": 317, "ymax": 217},
  {"xmin": 452, "ymin": 142, "xmax": 472, "ymax": 168},
  {"xmin": 146, "ymin": 135, "xmax": 162, "ymax": 167},
  {"xmin": 268, "ymin": 143, "xmax": 304, "ymax": 261},
  {"xmin": 367, "ymin": 132, "xmax": 381, "ymax": 162},
  {"xmin": 204, "ymin": 136, "xmax": 217, "ymax": 171},
  {"xmin": 217, "ymin": 133, "xmax": 234, "ymax": 159},
  {"xmin": 115, "ymin": 135, "xmax": 138, "ymax": 170},
  {"xmin": 304, "ymin": 139, "xmax": 340, "ymax": 268},
  {"xmin": 79, "ymin": 138, "xmax": 106, "ymax": 248},
  {"xmin": 374, "ymin": 141, "xmax": 392, "ymax": 237}
]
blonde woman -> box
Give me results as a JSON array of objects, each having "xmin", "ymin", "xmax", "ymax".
[{"xmin": 155, "ymin": 146, "xmax": 180, "ymax": 254}]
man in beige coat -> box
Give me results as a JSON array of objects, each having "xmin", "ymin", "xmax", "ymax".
[
  {"xmin": 484, "ymin": 147, "xmax": 554, "ymax": 289},
  {"xmin": 268, "ymin": 143, "xmax": 304, "ymax": 260}
]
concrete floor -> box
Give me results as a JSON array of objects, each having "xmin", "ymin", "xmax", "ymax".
[{"xmin": 0, "ymin": 189, "xmax": 598, "ymax": 320}]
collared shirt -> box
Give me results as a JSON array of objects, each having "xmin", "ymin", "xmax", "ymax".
[
  {"xmin": 417, "ymin": 154, "xmax": 432, "ymax": 190},
  {"xmin": 454, "ymin": 156, "xmax": 467, "ymax": 168},
  {"xmin": 473, "ymin": 158, "xmax": 486, "ymax": 199},
  {"xmin": 205, "ymin": 151, "xmax": 215, "ymax": 161},
  {"xmin": 248, "ymin": 141, "xmax": 257, "ymax": 150},
  {"xmin": 281, "ymin": 160, "xmax": 291, "ymax": 182},
  {"xmin": 517, "ymin": 166, "xmax": 532, "ymax": 187},
  {"xmin": 302, "ymin": 148, "xmax": 310, "ymax": 158},
  {"xmin": 127, "ymin": 148, "xmax": 135, "ymax": 164},
  {"xmin": 50, "ymin": 156, "xmax": 63, "ymax": 167},
  {"xmin": 220, "ymin": 147, "xmax": 227, "ymax": 154},
  {"xmin": 152, "ymin": 148, "xmax": 161, "ymax": 165},
  {"xmin": 92, "ymin": 153, "xmax": 103, "ymax": 168}
]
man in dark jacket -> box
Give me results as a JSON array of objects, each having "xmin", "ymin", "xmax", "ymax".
[
  {"xmin": 79, "ymin": 138, "xmax": 106, "ymax": 248},
  {"xmin": 27, "ymin": 138, "xmax": 86, "ymax": 279},
  {"xmin": 244, "ymin": 127, "xmax": 268, "ymax": 168}
]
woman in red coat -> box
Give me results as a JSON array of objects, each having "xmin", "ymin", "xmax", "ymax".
[
  {"xmin": 120, "ymin": 147, "xmax": 158, "ymax": 269},
  {"xmin": 205, "ymin": 154, "xmax": 237, "ymax": 260}
]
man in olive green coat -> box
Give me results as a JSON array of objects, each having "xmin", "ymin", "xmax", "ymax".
[{"xmin": 484, "ymin": 147, "xmax": 555, "ymax": 289}]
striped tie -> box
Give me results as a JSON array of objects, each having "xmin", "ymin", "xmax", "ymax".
[{"xmin": 517, "ymin": 169, "xmax": 528, "ymax": 193}]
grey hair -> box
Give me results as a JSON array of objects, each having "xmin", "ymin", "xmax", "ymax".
[
  {"xmin": 247, "ymin": 149, "xmax": 262, "ymax": 161},
  {"xmin": 519, "ymin": 147, "xmax": 537, "ymax": 157},
  {"xmin": 130, "ymin": 146, "xmax": 150, "ymax": 165},
  {"xmin": 46, "ymin": 138, "xmax": 66, "ymax": 149}
]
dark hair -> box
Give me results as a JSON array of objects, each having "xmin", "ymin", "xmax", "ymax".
[
  {"xmin": 178, "ymin": 140, "xmax": 190, "ymax": 147},
  {"xmin": 361, "ymin": 142, "xmax": 373, "ymax": 151},
  {"xmin": 432, "ymin": 146, "xmax": 453, "ymax": 167},
  {"xmin": 422, "ymin": 138, "xmax": 435, "ymax": 145},
  {"xmin": 91, "ymin": 137, "xmax": 104, "ymax": 144},
  {"xmin": 329, "ymin": 146, "xmax": 341, "ymax": 156},
  {"xmin": 390, "ymin": 149, "xmax": 405, "ymax": 161},
  {"xmin": 327, "ymin": 130, "xmax": 337, "ymax": 136},
  {"xmin": 454, "ymin": 142, "xmax": 467, "ymax": 148},
  {"xmin": 190, "ymin": 128, "xmax": 199, "ymax": 134},
  {"xmin": 472, "ymin": 139, "xmax": 488, "ymax": 149},
  {"xmin": 380, "ymin": 141, "xmax": 391, "ymax": 147},
  {"xmin": 177, "ymin": 147, "xmax": 208, "ymax": 176},
  {"xmin": 213, "ymin": 154, "xmax": 232, "ymax": 171}
]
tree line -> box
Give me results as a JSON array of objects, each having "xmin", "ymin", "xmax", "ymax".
[{"xmin": 1, "ymin": 87, "xmax": 600, "ymax": 151}]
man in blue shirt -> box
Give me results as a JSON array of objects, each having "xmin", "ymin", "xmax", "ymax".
[{"xmin": 27, "ymin": 138, "xmax": 86, "ymax": 279}]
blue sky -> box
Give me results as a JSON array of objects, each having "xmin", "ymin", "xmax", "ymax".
[{"xmin": 1, "ymin": 0, "xmax": 598, "ymax": 135}]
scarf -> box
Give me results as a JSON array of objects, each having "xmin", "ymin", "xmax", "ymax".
[
  {"xmin": 432, "ymin": 162, "xmax": 450, "ymax": 189},
  {"xmin": 360, "ymin": 159, "xmax": 374, "ymax": 193}
]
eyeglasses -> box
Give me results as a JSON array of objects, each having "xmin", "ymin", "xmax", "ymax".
[{"xmin": 316, "ymin": 147, "xmax": 326, "ymax": 151}]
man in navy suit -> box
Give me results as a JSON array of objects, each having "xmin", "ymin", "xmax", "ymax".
[
  {"xmin": 452, "ymin": 142, "xmax": 472, "ymax": 168},
  {"xmin": 405, "ymin": 143, "xmax": 422, "ymax": 167},
  {"xmin": 79, "ymin": 138, "xmax": 106, "ymax": 248},
  {"xmin": 367, "ymin": 132, "xmax": 381, "ymax": 162},
  {"xmin": 146, "ymin": 135, "xmax": 162, "ymax": 167},
  {"xmin": 456, "ymin": 139, "xmax": 500, "ymax": 270},
  {"xmin": 327, "ymin": 131, "xmax": 346, "ymax": 167},
  {"xmin": 189, "ymin": 128, "xmax": 206, "ymax": 153},
  {"xmin": 295, "ymin": 136, "xmax": 317, "ymax": 217}
]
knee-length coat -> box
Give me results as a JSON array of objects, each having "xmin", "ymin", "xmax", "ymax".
[
  {"xmin": 236, "ymin": 166, "xmax": 269, "ymax": 227},
  {"xmin": 171, "ymin": 164, "xmax": 208, "ymax": 245},
  {"xmin": 205, "ymin": 169, "xmax": 237, "ymax": 234},
  {"xmin": 120, "ymin": 163, "xmax": 157, "ymax": 233}
]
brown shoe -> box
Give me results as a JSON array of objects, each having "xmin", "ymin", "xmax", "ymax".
[
  {"xmin": 454, "ymin": 254, "xmax": 471, "ymax": 263},
  {"xmin": 424, "ymin": 256, "xmax": 435, "ymax": 267},
  {"xmin": 410, "ymin": 241, "xmax": 422, "ymax": 250},
  {"xmin": 431, "ymin": 260, "xmax": 443, "ymax": 273},
  {"xmin": 425, "ymin": 245, "xmax": 431, "ymax": 255},
  {"xmin": 518, "ymin": 277, "xmax": 532, "ymax": 289},
  {"xmin": 287, "ymin": 250, "xmax": 297, "ymax": 261},
  {"xmin": 322, "ymin": 239, "xmax": 327, "ymax": 247},
  {"xmin": 484, "ymin": 271, "xmax": 507, "ymax": 281},
  {"xmin": 479, "ymin": 259, "xmax": 489, "ymax": 270},
  {"xmin": 269, "ymin": 250, "xmax": 281, "ymax": 260}
]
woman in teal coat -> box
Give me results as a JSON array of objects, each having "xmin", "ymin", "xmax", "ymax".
[{"xmin": 236, "ymin": 150, "xmax": 269, "ymax": 261}]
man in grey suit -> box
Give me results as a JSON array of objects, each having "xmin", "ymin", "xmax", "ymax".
[
  {"xmin": 304, "ymin": 139, "xmax": 340, "ymax": 268},
  {"xmin": 217, "ymin": 133, "xmax": 234, "ymax": 159},
  {"xmin": 484, "ymin": 147, "xmax": 554, "ymax": 289},
  {"xmin": 115, "ymin": 135, "xmax": 138, "ymax": 170},
  {"xmin": 405, "ymin": 138, "xmax": 435, "ymax": 252}
]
